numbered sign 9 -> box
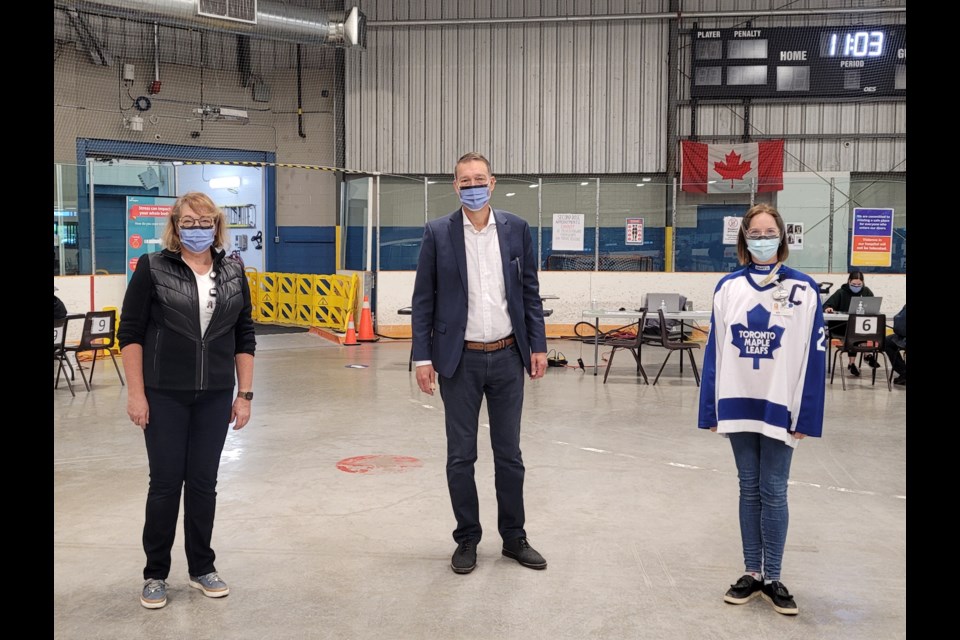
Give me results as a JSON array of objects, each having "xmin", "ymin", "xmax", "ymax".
[
  {"xmin": 91, "ymin": 317, "xmax": 111, "ymax": 335},
  {"xmin": 54, "ymin": 326, "xmax": 63, "ymax": 345}
]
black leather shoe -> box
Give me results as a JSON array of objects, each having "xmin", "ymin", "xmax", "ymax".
[
  {"xmin": 848, "ymin": 363, "xmax": 860, "ymax": 377},
  {"xmin": 451, "ymin": 539, "xmax": 478, "ymax": 574},
  {"xmin": 761, "ymin": 581, "xmax": 799, "ymax": 615},
  {"xmin": 724, "ymin": 574, "xmax": 762, "ymax": 604},
  {"xmin": 502, "ymin": 537, "xmax": 547, "ymax": 570},
  {"xmin": 864, "ymin": 354, "xmax": 880, "ymax": 369},
  {"xmin": 893, "ymin": 375, "xmax": 906, "ymax": 386}
]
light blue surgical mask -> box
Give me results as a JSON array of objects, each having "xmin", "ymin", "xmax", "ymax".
[
  {"xmin": 458, "ymin": 184, "xmax": 491, "ymax": 211},
  {"xmin": 180, "ymin": 228, "xmax": 216, "ymax": 253},
  {"xmin": 849, "ymin": 284, "xmax": 863, "ymax": 294},
  {"xmin": 745, "ymin": 237, "xmax": 780, "ymax": 263}
]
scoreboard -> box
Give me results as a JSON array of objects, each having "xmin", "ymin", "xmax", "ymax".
[{"xmin": 690, "ymin": 25, "xmax": 906, "ymax": 99}]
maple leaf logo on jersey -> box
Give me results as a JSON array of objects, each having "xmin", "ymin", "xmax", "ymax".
[
  {"xmin": 730, "ymin": 304, "xmax": 784, "ymax": 369},
  {"xmin": 714, "ymin": 150, "xmax": 752, "ymax": 188}
]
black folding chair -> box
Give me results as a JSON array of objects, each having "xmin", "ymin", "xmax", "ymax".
[
  {"xmin": 54, "ymin": 316, "xmax": 75, "ymax": 397},
  {"xmin": 602, "ymin": 308, "xmax": 649, "ymax": 384},
  {"xmin": 650, "ymin": 309, "xmax": 701, "ymax": 386},
  {"xmin": 830, "ymin": 313, "xmax": 891, "ymax": 391},
  {"xmin": 62, "ymin": 310, "xmax": 125, "ymax": 391}
]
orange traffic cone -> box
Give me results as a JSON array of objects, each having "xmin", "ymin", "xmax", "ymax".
[
  {"xmin": 357, "ymin": 295, "xmax": 379, "ymax": 342},
  {"xmin": 343, "ymin": 313, "xmax": 358, "ymax": 346}
]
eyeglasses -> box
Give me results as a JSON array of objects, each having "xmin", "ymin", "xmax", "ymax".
[
  {"xmin": 744, "ymin": 229, "xmax": 781, "ymax": 240},
  {"xmin": 178, "ymin": 217, "xmax": 216, "ymax": 229}
]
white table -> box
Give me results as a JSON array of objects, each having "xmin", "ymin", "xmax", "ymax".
[{"xmin": 580, "ymin": 309, "xmax": 850, "ymax": 376}]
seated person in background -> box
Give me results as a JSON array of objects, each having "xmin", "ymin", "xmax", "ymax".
[
  {"xmin": 54, "ymin": 286, "xmax": 67, "ymax": 321},
  {"xmin": 884, "ymin": 305, "xmax": 906, "ymax": 386},
  {"xmin": 822, "ymin": 270, "xmax": 875, "ymax": 377}
]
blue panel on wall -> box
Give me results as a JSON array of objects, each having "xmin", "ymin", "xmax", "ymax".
[
  {"xmin": 540, "ymin": 227, "xmax": 666, "ymax": 271},
  {"xmin": 272, "ymin": 227, "xmax": 336, "ymax": 274},
  {"xmin": 675, "ymin": 204, "xmax": 748, "ymax": 273}
]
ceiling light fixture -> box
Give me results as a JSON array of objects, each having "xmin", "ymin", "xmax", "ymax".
[{"xmin": 210, "ymin": 176, "xmax": 241, "ymax": 189}]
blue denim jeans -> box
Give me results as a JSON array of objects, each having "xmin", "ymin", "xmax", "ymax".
[{"xmin": 728, "ymin": 432, "xmax": 795, "ymax": 581}]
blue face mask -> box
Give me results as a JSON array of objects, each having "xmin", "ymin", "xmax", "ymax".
[
  {"xmin": 745, "ymin": 238, "xmax": 780, "ymax": 263},
  {"xmin": 180, "ymin": 228, "xmax": 216, "ymax": 253},
  {"xmin": 458, "ymin": 184, "xmax": 491, "ymax": 211},
  {"xmin": 849, "ymin": 284, "xmax": 863, "ymax": 294}
]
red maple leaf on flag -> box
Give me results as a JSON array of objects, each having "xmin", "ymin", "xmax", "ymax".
[{"xmin": 713, "ymin": 150, "xmax": 752, "ymax": 188}]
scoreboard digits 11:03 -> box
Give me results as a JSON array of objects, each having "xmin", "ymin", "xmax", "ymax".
[{"xmin": 690, "ymin": 25, "xmax": 906, "ymax": 99}]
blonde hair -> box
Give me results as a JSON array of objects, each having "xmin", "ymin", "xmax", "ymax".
[
  {"xmin": 736, "ymin": 203, "xmax": 789, "ymax": 265},
  {"xmin": 162, "ymin": 192, "xmax": 229, "ymax": 253}
]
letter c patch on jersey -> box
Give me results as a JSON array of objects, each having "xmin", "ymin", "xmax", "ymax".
[{"xmin": 788, "ymin": 283, "xmax": 807, "ymax": 306}]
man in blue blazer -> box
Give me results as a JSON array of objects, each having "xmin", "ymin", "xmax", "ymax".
[{"xmin": 412, "ymin": 152, "xmax": 548, "ymax": 575}]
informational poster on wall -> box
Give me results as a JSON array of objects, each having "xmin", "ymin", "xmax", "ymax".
[
  {"xmin": 126, "ymin": 196, "xmax": 176, "ymax": 282},
  {"xmin": 722, "ymin": 216, "xmax": 741, "ymax": 244},
  {"xmin": 552, "ymin": 213, "xmax": 585, "ymax": 251},
  {"xmin": 625, "ymin": 218, "xmax": 644, "ymax": 245},
  {"xmin": 786, "ymin": 223, "xmax": 804, "ymax": 250},
  {"xmin": 851, "ymin": 208, "xmax": 894, "ymax": 267}
]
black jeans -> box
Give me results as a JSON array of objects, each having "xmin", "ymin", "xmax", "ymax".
[
  {"xmin": 142, "ymin": 388, "xmax": 233, "ymax": 580},
  {"xmin": 439, "ymin": 344, "xmax": 527, "ymax": 544}
]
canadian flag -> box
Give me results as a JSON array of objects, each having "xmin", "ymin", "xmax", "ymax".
[{"xmin": 680, "ymin": 140, "xmax": 784, "ymax": 193}]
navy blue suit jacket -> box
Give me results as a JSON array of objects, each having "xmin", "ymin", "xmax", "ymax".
[{"xmin": 411, "ymin": 208, "xmax": 547, "ymax": 379}]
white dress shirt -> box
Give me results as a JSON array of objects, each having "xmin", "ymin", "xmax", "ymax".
[{"xmin": 414, "ymin": 209, "xmax": 514, "ymax": 368}]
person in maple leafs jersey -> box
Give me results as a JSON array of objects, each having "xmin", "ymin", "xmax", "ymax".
[{"xmin": 698, "ymin": 203, "xmax": 826, "ymax": 617}]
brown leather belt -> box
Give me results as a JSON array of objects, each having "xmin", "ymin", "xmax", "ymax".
[{"xmin": 464, "ymin": 335, "xmax": 516, "ymax": 352}]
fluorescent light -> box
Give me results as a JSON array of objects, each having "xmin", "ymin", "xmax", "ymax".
[
  {"xmin": 636, "ymin": 183, "xmax": 645, "ymax": 187},
  {"xmin": 427, "ymin": 180, "xmax": 437, "ymax": 184},
  {"xmin": 708, "ymin": 180, "xmax": 717, "ymax": 184},
  {"xmin": 642, "ymin": 177, "xmax": 652, "ymax": 182},
  {"xmin": 210, "ymin": 176, "xmax": 241, "ymax": 189},
  {"xmin": 580, "ymin": 181, "xmax": 589, "ymax": 186},
  {"xmin": 529, "ymin": 184, "xmax": 539, "ymax": 188},
  {"xmin": 505, "ymin": 192, "xmax": 516, "ymax": 197}
]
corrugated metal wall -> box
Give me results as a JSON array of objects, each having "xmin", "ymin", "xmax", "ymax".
[
  {"xmin": 346, "ymin": 0, "xmax": 670, "ymax": 175},
  {"xmin": 345, "ymin": 0, "xmax": 905, "ymax": 175}
]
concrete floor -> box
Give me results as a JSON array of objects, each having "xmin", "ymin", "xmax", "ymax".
[{"xmin": 54, "ymin": 334, "xmax": 906, "ymax": 640}]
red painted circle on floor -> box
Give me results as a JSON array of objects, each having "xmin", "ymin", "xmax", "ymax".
[{"xmin": 336, "ymin": 455, "xmax": 423, "ymax": 474}]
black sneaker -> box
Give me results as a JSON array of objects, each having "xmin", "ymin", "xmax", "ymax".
[
  {"xmin": 502, "ymin": 537, "xmax": 547, "ymax": 570},
  {"xmin": 723, "ymin": 574, "xmax": 763, "ymax": 605},
  {"xmin": 893, "ymin": 375, "xmax": 906, "ymax": 386},
  {"xmin": 451, "ymin": 539, "xmax": 478, "ymax": 574},
  {"xmin": 848, "ymin": 363, "xmax": 861, "ymax": 377},
  {"xmin": 864, "ymin": 354, "xmax": 880, "ymax": 369},
  {"xmin": 761, "ymin": 581, "xmax": 799, "ymax": 615}
]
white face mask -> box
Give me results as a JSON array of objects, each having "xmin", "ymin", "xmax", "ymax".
[{"xmin": 745, "ymin": 237, "xmax": 780, "ymax": 263}]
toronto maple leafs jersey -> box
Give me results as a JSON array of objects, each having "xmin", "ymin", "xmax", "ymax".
[{"xmin": 698, "ymin": 263, "xmax": 826, "ymax": 446}]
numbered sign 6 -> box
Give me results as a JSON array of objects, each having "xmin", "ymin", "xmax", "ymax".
[
  {"xmin": 854, "ymin": 316, "xmax": 875, "ymax": 335},
  {"xmin": 54, "ymin": 326, "xmax": 63, "ymax": 345}
]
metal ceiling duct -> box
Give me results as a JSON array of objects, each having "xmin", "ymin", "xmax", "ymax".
[{"xmin": 54, "ymin": 1, "xmax": 366, "ymax": 47}]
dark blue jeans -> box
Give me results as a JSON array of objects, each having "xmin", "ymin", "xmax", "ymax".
[
  {"xmin": 728, "ymin": 432, "xmax": 795, "ymax": 582},
  {"xmin": 439, "ymin": 344, "xmax": 526, "ymax": 544},
  {"xmin": 142, "ymin": 388, "xmax": 233, "ymax": 580}
]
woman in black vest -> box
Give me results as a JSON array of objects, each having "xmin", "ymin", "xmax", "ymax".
[{"xmin": 119, "ymin": 192, "xmax": 256, "ymax": 609}]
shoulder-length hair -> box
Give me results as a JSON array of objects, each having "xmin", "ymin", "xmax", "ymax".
[
  {"xmin": 736, "ymin": 203, "xmax": 789, "ymax": 265},
  {"xmin": 161, "ymin": 192, "xmax": 229, "ymax": 253}
]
